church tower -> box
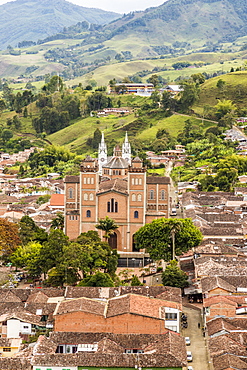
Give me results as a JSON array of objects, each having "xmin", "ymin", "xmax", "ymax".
[
  {"xmin": 98, "ymin": 132, "xmax": 108, "ymax": 175},
  {"xmin": 122, "ymin": 132, "xmax": 132, "ymax": 165}
]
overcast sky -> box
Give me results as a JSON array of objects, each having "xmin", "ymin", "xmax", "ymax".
[{"xmin": 0, "ymin": 0, "xmax": 166, "ymax": 13}]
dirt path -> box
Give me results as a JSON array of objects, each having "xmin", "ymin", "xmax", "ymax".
[
  {"xmin": 182, "ymin": 305, "xmax": 212, "ymax": 370},
  {"xmin": 173, "ymin": 112, "xmax": 219, "ymax": 124}
]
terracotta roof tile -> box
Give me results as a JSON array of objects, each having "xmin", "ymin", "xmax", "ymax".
[
  {"xmin": 64, "ymin": 175, "xmax": 79, "ymax": 183},
  {"xmin": 98, "ymin": 178, "xmax": 128, "ymax": 194}
]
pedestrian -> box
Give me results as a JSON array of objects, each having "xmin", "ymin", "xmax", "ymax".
[{"xmin": 198, "ymin": 322, "xmax": 200, "ymax": 329}]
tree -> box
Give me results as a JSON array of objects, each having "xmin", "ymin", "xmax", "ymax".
[
  {"xmin": 216, "ymin": 79, "xmax": 226, "ymax": 92},
  {"xmin": 51, "ymin": 212, "xmax": 64, "ymax": 230},
  {"xmin": 134, "ymin": 218, "xmax": 202, "ymax": 261},
  {"xmin": 0, "ymin": 99, "xmax": 6, "ymax": 115},
  {"xmin": 19, "ymin": 215, "xmax": 48, "ymax": 245},
  {"xmin": 148, "ymin": 74, "xmax": 159, "ymax": 87},
  {"xmin": 78, "ymin": 271, "xmax": 114, "ymax": 287},
  {"xmin": 162, "ymin": 260, "xmax": 189, "ymax": 288},
  {"xmin": 191, "ymin": 73, "xmax": 205, "ymax": 85},
  {"xmin": 11, "ymin": 242, "xmax": 43, "ymax": 277},
  {"xmin": 75, "ymin": 231, "xmax": 119, "ymax": 277},
  {"xmin": 1, "ymin": 129, "xmax": 13, "ymax": 143},
  {"xmin": 39, "ymin": 229, "xmax": 69, "ymax": 279},
  {"xmin": 42, "ymin": 75, "xmax": 64, "ymax": 93},
  {"xmin": 214, "ymin": 99, "xmax": 236, "ymax": 119},
  {"xmin": 161, "ymin": 90, "xmax": 173, "ymax": 111},
  {"xmin": 0, "ymin": 219, "xmax": 20, "ymax": 261},
  {"xmin": 96, "ymin": 216, "xmax": 119, "ymax": 242},
  {"xmin": 179, "ymin": 82, "xmax": 200, "ymax": 112},
  {"xmin": 131, "ymin": 275, "xmax": 143, "ymax": 286}
]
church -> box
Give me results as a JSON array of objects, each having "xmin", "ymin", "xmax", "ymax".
[{"xmin": 64, "ymin": 133, "xmax": 171, "ymax": 253}]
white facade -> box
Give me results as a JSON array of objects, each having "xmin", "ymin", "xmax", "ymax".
[
  {"xmin": 98, "ymin": 132, "xmax": 108, "ymax": 175},
  {"xmin": 164, "ymin": 307, "xmax": 180, "ymax": 333},
  {"xmin": 7, "ymin": 319, "xmax": 32, "ymax": 338}
]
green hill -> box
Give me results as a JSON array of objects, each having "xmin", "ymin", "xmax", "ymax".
[
  {"xmin": 1, "ymin": 0, "xmax": 247, "ymax": 81},
  {"xmin": 0, "ymin": 0, "xmax": 119, "ymax": 50},
  {"xmin": 194, "ymin": 71, "xmax": 247, "ymax": 114}
]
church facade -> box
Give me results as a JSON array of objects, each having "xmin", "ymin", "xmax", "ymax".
[{"xmin": 64, "ymin": 133, "xmax": 171, "ymax": 253}]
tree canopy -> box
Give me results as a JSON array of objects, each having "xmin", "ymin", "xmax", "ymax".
[
  {"xmin": 162, "ymin": 260, "xmax": 189, "ymax": 288},
  {"xmin": 134, "ymin": 218, "xmax": 202, "ymax": 261}
]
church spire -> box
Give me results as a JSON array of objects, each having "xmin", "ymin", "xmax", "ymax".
[
  {"xmin": 122, "ymin": 132, "xmax": 131, "ymax": 165},
  {"xmin": 98, "ymin": 132, "xmax": 108, "ymax": 175}
]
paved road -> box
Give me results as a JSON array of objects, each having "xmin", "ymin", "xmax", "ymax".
[{"xmin": 182, "ymin": 306, "xmax": 211, "ymax": 370}]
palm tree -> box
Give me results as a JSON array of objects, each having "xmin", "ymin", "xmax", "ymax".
[
  {"xmin": 166, "ymin": 219, "xmax": 182, "ymax": 260},
  {"xmin": 51, "ymin": 212, "xmax": 64, "ymax": 230},
  {"xmin": 95, "ymin": 216, "xmax": 119, "ymax": 242}
]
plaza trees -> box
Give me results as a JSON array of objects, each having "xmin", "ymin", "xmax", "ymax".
[
  {"xmin": 134, "ymin": 218, "xmax": 202, "ymax": 261},
  {"xmin": 162, "ymin": 260, "xmax": 189, "ymax": 289}
]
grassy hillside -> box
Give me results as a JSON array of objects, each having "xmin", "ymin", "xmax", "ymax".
[
  {"xmin": 66, "ymin": 52, "xmax": 244, "ymax": 87},
  {"xmin": 194, "ymin": 71, "xmax": 247, "ymax": 114},
  {"xmin": 47, "ymin": 111, "xmax": 214, "ymax": 154}
]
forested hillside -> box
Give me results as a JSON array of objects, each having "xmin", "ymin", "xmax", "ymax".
[{"xmin": 0, "ymin": 0, "xmax": 119, "ymax": 50}]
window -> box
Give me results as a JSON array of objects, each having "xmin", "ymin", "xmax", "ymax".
[
  {"xmin": 89, "ymin": 193, "xmax": 94, "ymax": 201},
  {"xmin": 23, "ymin": 325, "xmax": 29, "ymax": 329},
  {"xmin": 132, "ymin": 178, "xmax": 135, "ymax": 185},
  {"xmin": 161, "ymin": 190, "xmax": 165, "ymax": 200},
  {"xmin": 125, "ymin": 349, "xmax": 144, "ymax": 354},
  {"xmin": 84, "ymin": 193, "xmax": 88, "ymax": 201},
  {"xmin": 56, "ymin": 345, "xmax": 64, "ymax": 353},
  {"xmin": 107, "ymin": 198, "xmax": 118, "ymax": 213},
  {"xmin": 84, "ymin": 178, "xmax": 87, "ymax": 184},
  {"xmin": 91, "ymin": 177, "xmax": 94, "ymax": 184},
  {"xmin": 86, "ymin": 210, "xmax": 91, "ymax": 218},
  {"xmin": 135, "ymin": 178, "xmax": 139, "ymax": 185},
  {"xmin": 165, "ymin": 312, "xmax": 177, "ymax": 320},
  {"xmin": 134, "ymin": 211, "xmax": 139, "ymax": 219},
  {"xmin": 150, "ymin": 190, "xmax": 154, "ymax": 200},
  {"xmin": 3, "ymin": 348, "xmax": 11, "ymax": 352},
  {"xmin": 137, "ymin": 194, "xmax": 142, "ymax": 202},
  {"xmin": 68, "ymin": 188, "xmax": 73, "ymax": 199},
  {"xmin": 139, "ymin": 178, "xmax": 142, "ymax": 185},
  {"xmin": 87, "ymin": 178, "xmax": 91, "ymax": 184},
  {"xmin": 132, "ymin": 194, "xmax": 136, "ymax": 201}
]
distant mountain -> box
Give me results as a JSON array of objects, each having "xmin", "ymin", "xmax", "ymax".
[
  {"xmin": 103, "ymin": 0, "xmax": 247, "ymax": 53},
  {"xmin": 0, "ymin": 0, "xmax": 120, "ymax": 50}
]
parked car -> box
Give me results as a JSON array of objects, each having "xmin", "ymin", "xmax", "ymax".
[
  {"xmin": 185, "ymin": 337, "xmax": 190, "ymax": 345},
  {"xmin": 188, "ymin": 366, "xmax": 193, "ymax": 370},
  {"xmin": 187, "ymin": 351, "xmax": 193, "ymax": 362}
]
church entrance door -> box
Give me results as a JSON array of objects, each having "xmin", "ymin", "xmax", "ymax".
[{"xmin": 109, "ymin": 232, "xmax": 117, "ymax": 249}]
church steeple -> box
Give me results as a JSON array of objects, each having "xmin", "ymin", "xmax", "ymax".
[
  {"xmin": 98, "ymin": 132, "xmax": 108, "ymax": 175},
  {"xmin": 122, "ymin": 132, "xmax": 131, "ymax": 165}
]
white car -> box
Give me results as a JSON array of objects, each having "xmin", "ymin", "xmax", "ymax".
[
  {"xmin": 188, "ymin": 366, "xmax": 193, "ymax": 370},
  {"xmin": 187, "ymin": 351, "xmax": 193, "ymax": 362},
  {"xmin": 185, "ymin": 336, "xmax": 190, "ymax": 345}
]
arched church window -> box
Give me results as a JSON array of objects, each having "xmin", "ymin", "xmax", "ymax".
[
  {"xmin": 107, "ymin": 198, "xmax": 118, "ymax": 213},
  {"xmin": 86, "ymin": 210, "xmax": 91, "ymax": 218},
  {"xmin": 134, "ymin": 211, "xmax": 139, "ymax": 219},
  {"xmin": 161, "ymin": 190, "xmax": 165, "ymax": 200},
  {"xmin": 89, "ymin": 193, "xmax": 94, "ymax": 201},
  {"xmin": 84, "ymin": 193, "xmax": 88, "ymax": 201},
  {"xmin": 150, "ymin": 190, "xmax": 154, "ymax": 200},
  {"xmin": 68, "ymin": 188, "xmax": 73, "ymax": 199},
  {"xmin": 132, "ymin": 194, "xmax": 136, "ymax": 201},
  {"xmin": 137, "ymin": 194, "xmax": 142, "ymax": 202}
]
